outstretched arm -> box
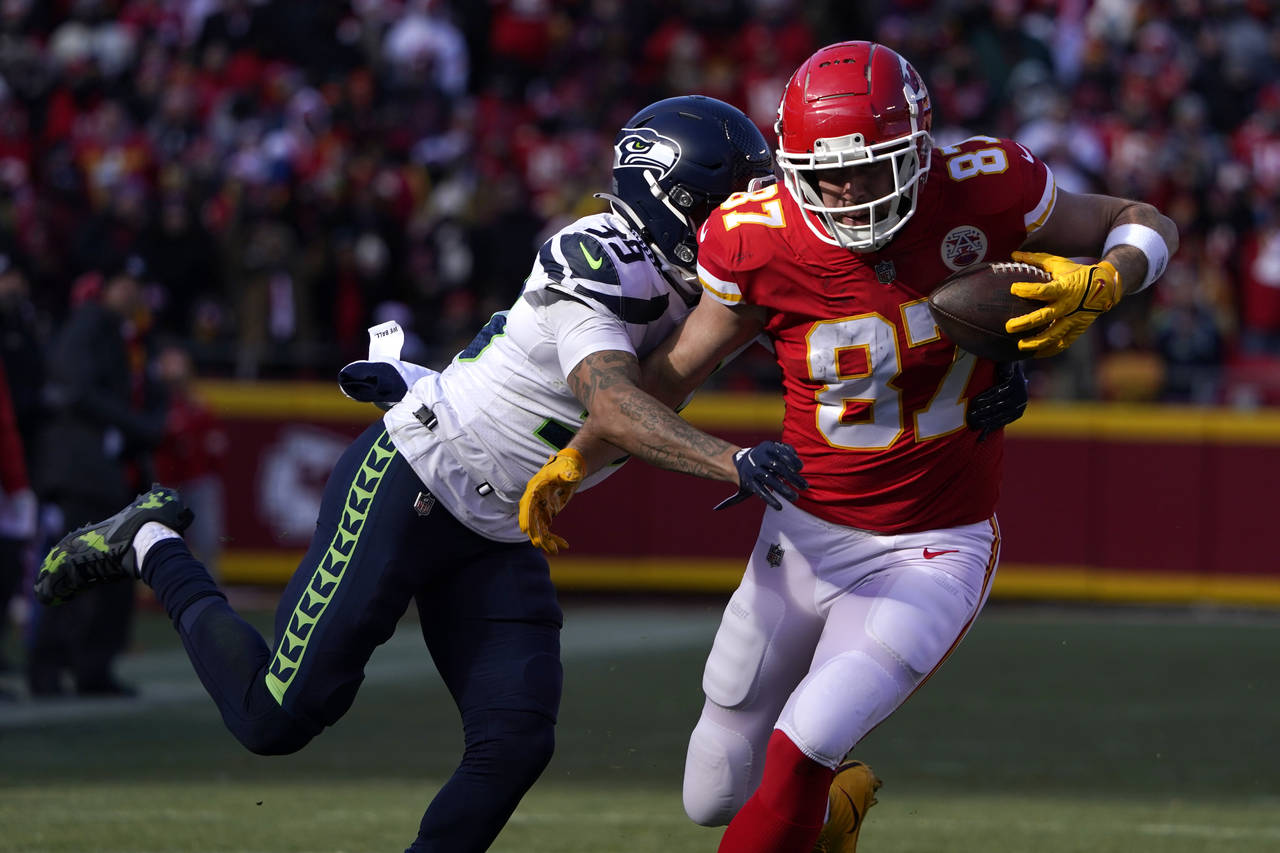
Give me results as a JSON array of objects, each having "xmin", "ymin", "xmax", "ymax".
[
  {"xmin": 519, "ymin": 297, "xmax": 799, "ymax": 553},
  {"xmin": 566, "ymin": 348, "xmax": 740, "ymax": 482},
  {"xmin": 565, "ymin": 296, "xmax": 768, "ymax": 477}
]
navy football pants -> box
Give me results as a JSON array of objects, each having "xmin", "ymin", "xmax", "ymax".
[{"xmin": 143, "ymin": 422, "xmax": 564, "ymax": 853}]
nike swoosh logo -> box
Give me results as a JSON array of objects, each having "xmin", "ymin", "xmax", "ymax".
[
  {"xmin": 839, "ymin": 788, "xmax": 862, "ymax": 835},
  {"xmin": 580, "ymin": 243, "xmax": 604, "ymax": 270},
  {"xmin": 923, "ymin": 548, "xmax": 959, "ymax": 559}
]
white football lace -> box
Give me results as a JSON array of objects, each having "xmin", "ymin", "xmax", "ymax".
[{"xmin": 989, "ymin": 261, "xmax": 1050, "ymax": 280}]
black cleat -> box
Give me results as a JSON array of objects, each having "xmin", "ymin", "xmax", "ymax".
[{"xmin": 34, "ymin": 486, "xmax": 194, "ymax": 605}]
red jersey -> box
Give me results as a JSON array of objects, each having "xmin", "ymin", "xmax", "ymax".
[{"xmin": 696, "ymin": 137, "xmax": 1055, "ymax": 533}]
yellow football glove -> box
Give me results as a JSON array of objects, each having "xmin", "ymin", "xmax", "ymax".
[
  {"xmin": 1005, "ymin": 251, "xmax": 1123, "ymax": 358},
  {"xmin": 518, "ymin": 448, "xmax": 585, "ymax": 555}
]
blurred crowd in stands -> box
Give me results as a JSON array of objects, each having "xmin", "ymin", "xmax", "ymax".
[
  {"xmin": 0, "ymin": 0, "xmax": 1277, "ymax": 404},
  {"xmin": 1, "ymin": 0, "xmax": 1278, "ymax": 692}
]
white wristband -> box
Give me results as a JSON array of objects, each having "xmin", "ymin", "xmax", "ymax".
[{"xmin": 1101, "ymin": 223, "xmax": 1169, "ymax": 292}]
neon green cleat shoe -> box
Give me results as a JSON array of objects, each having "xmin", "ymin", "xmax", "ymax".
[
  {"xmin": 34, "ymin": 485, "xmax": 194, "ymax": 605},
  {"xmin": 812, "ymin": 760, "xmax": 881, "ymax": 853}
]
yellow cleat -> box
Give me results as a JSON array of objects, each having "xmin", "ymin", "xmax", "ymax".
[{"xmin": 812, "ymin": 760, "xmax": 881, "ymax": 853}]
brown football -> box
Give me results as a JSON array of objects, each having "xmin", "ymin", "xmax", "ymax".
[{"xmin": 927, "ymin": 261, "xmax": 1051, "ymax": 362}]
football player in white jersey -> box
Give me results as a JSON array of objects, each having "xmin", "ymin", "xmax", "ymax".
[{"xmin": 31, "ymin": 96, "xmax": 807, "ymax": 853}]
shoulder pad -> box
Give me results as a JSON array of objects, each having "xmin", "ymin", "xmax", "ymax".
[
  {"xmin": 560, "ymin": 231, "xmax": 620, "ymax": 286},
  {"xmin": 935, "ymin": 136, "xmax": 1049, "ymax": 219},
  {"xmin": 700, "ymin": 205, "xmax": 776, "ymax": 275},
  {"xmin": 532, "ymin": 215, "xmax": 673, "ymax": 325}
]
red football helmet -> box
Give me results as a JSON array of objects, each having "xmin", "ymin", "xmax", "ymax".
[{"xmin": 775, "ymin": 41, "xmax": 933, "ymax": 252}]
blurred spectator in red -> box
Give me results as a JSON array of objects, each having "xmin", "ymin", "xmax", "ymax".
[
  {"xmin": 152, "ymin": 342, "xmax": 227, "ymax": 576},
  {"xmin": 1238, "ymin": 217, "xmax": 1280, "ymax": 355},
  {"xmin": 1232, "ymin": 84, "xmax": 1280, "ymax": 206},
  {"xmin": 0, "ymin": 251, "xmax": 46, "ymax": 453},
  {"xmin": 73, "ymin": 98, "xmax": 155, "ymax": 212},
  {"xmin": 0, "ymin": 359, "xmax": 35, "ymax": 681},
  {"xmin": 0, "ymin": 0, "xmax": 1274, "ymax": 404}
]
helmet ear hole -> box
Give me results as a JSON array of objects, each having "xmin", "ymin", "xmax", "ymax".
[{"xmin": 669, "ymin": 186, "xmax": 694, "ymax": 209}]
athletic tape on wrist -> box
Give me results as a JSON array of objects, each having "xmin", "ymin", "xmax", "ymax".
[{"xmin": 1102, "ymin": 223, "xmax": 1169, "ymax": 292}]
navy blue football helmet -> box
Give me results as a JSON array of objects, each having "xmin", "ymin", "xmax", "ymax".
[{"xmin": 600, "ymin": 95, "xmax": 774, "ymax": 284}]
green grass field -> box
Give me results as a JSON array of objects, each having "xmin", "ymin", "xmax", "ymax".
[{"xmin": 3, "ymin": 597, "xmax": 1278, "ymax": 852}]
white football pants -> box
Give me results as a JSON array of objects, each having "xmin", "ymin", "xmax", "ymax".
[{"xmin": 682, "ymin": 500, "xmax": 1000, "ymax": 826}]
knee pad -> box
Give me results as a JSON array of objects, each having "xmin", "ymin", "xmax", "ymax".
[
  {"xmin": 520, "ymin": 651, "xmax": 564, "ymax": 722},
  {"xmin": 462, "ymin": 708, "xmax": 557, "ymax": 786},
  {"xmin": 779, "ymin": 650, "xmax": 902, "ymax": 768},
  {"xmin": 682, "ymin": 715, "xmax": 757, "ymax": 827},
  {"xmin": 701, "ymin": 585, "xmax": 784, "ymax": 709}
]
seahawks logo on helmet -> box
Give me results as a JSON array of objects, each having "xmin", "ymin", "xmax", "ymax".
[{"xmin": 614, "ymin": 128, "xmax": 681, "ymax": 179}]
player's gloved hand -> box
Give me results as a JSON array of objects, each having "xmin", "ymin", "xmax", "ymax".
[
  {"xmin": 966, "ymin": 362, "xmax": 1027, "ymax": 442},
  {"xmin": 519, "ymin": 448, "xmax": 586, "ymax": 555},
  {"xmin": 338, "ymin": 361, "xmax": 410, "ymax": 410},
  {"xmin": 1005, "ymin": 251, "xmax": 1123, "ymax": 358},
  {"xmin": 714, "ymin": 441, "xmax": 808, "ymax": 511}
]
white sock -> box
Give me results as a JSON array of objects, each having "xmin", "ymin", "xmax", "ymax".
[{"xmin": 133, "ymin": 521, "xmax": 182, "ymax": 575}]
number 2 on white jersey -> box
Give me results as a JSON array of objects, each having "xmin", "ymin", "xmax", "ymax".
[{"xmin": 806, "ymin": 302, "xmax": 975, "ymax": 450}]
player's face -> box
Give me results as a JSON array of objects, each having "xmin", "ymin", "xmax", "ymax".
[{"xmin": 814, "ymin": 162, "xmax": 897, "ymax": 226}]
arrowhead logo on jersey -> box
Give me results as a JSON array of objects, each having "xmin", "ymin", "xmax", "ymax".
[
  {"xmin": 940, "ymin": 225, "xmax": 989, "ymax": 271},
  {"xmin": 614, "ymin": 128, "xmax": 681, "ymax": 179}
]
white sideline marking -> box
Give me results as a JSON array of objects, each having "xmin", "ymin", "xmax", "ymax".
[
  {"xmin": 1137, "ymin": 823, "xmax": 1280, "ymax": 840},
  {"xmin": 870, "ymin": 815, "xmax": 1280, "ymax": 840},
  {"xmin": 0, "ymin": 605, "xmax": 720, "ymax": 728}
]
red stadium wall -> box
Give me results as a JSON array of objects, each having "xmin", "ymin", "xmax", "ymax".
[{"xmin": 200, "ymin": 382, "xmax": 1280, "ymax": 607}]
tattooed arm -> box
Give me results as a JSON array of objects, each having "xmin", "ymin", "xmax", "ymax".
[{"xmin": 565, "ymin": 296, "xmax": 768, "ymax": 481}]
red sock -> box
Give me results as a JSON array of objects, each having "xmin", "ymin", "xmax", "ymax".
[{"xmin": 716, "ymin": 730, "xmax": 836, "ymax": 853}]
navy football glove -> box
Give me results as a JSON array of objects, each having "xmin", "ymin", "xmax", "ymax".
[
  {"xmin": 714, "ymin": 441, "xmax": 808, "ymax": 511},
  {"xmin": 338, "ymin": 361, "xmax": 410, "ymax": 410},
  {"xmin": 966, "ymin": 361, "xmax": 1028, "ymax": 442}
]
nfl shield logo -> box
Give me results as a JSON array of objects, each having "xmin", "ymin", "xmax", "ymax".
[
  {"xmin": 874, "ymin": 260, "xmax": 896, "ymax": 284},
  {"xmin": 766, "ymin": 543, "xmax": 785, "ymax": 567},
  {"xmin": 413, "ymin": 491, "xmax": 436, "ymax": 517}
]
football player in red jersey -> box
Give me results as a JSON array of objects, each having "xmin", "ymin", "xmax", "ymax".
[{"xmin": 520, "ymin": 42, "xmax": 1178, "ymax": 853}]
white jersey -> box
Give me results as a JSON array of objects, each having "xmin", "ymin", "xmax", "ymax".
[{"xmin": 384, "ymin": 211, "xmax": 698, "ymax": 541}]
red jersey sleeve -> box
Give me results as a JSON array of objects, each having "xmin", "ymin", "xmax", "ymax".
[
  {"xmin": 943, "ymin": 136, "xmax": 1057, "ymax": 239},
  {"xmin": 695, "ymin": 184, "xmax": 783, "ymax": 308}
]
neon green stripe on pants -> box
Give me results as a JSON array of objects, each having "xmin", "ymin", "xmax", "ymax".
[{"xmin": 266, "ymin": 431, "xmax": 398, "ymax": 704}]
